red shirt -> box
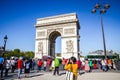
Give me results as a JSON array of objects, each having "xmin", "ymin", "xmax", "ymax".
[
  {"xmin": 18, "ymin": 59, "xmax": 22, "ymax": 69},
  {"xmin": 38, "ymin": 60, "xmax": 43, "ymax": 66},
  {"xmin": 76, "ymin": 60, "xmax": 81, "ymax": 69},
  {"xmin": 62, "ymin": 59, "xmax": 66, "ymax": 65},
  {"xmin": 47, "ymin": 59, "xmax": 51, "ymax": 66}
]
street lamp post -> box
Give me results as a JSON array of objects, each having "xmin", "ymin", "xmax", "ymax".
[
  {"xmin": 2, "ymin": 35, "xmax": 8, "ymax": 57},
  {"xmin": 91, "ymin": 3, "xmax": 110, "ymax": 59}
]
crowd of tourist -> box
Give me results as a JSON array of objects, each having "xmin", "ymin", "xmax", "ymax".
[
  {"xmin": 0, "ymin": 56, "xmax": 119, "ymax": 80},
  {"xmin": 80, "ymin": 58, "xmax": 117, "ymax": 73}
]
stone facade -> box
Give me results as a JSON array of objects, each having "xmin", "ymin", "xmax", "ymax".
[{"xmin": 35, "ymin": 13, "xmax": 80, "ymax": 59}]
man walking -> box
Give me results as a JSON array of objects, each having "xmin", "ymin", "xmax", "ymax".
[
  {"xmin": 53, "ymin": 57, "xmax": 60, "ymax": 76},
  {"xmin": 17, "ymin": 57, "xmax": 23, "ymax": 79}
]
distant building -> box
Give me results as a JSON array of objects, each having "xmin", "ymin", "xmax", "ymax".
[
  {"xmin": 87, "ymin": 50, "xmax": 118, "ymax": 59},
  {"xmin": 89, "ymin": 50, "xmax": 115, "ymax": 55}
]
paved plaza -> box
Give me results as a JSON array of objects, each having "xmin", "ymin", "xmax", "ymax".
[
  {"xmin": 2, "ymin": 69, "xmax": 120, "ymax": 80},
  {"xmin": 16, "ymin": 71, "xmax": 120, "ymax": 80}
]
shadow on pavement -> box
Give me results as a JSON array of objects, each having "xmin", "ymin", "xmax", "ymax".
[
  {"xmin": 80, "ymin": 72, "xmax": 85, "ymax": 75},
  {"xmin": 29, "ymin": 74, "xmax": 44, "ymax": 78},
  {"xmin": 2, "ymin": 73, "xmax": 44, "ymax": 80},
  {"xmin": 59, "ymin": 72, "xmax": 66, "ymax": 76},
  {"xmin": 2, "ymin": 74, "xmax": 17, "ymax": 80}
]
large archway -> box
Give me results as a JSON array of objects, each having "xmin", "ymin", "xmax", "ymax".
[
  {"xmin": 49, "ymin": 31, "xmax": 61, "ymax": 57},
  {"xmin": 35, "ymin": 13, "xmax": 80, "ymax": 59}
]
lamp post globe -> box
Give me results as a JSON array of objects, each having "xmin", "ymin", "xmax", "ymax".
[
  {"xmin": 94, "ymin": 3, "xmax": 101, "ymax": 9},
  {"xmin": 91, "ymin": 9, "xmax": 96, "ymax": 13},
  {"xmin": 104, "ymin": 4, "xmax": 110, "ymax": 9}
]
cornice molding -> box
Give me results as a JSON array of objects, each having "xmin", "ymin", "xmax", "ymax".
[
  {"xmin": 36, "ymin": 38, "xmax": 49, "ymax": 40},
  {"xmin": 35, "ymin": 13, "xmax": 80, "ymax": 29},
  {"xmin": 35, "ymin": 19, "xmax": 78, "ymax": 27},
  {"xmin": 37, "ymin": 13, "xmax": 77, "ymax": 21},
  {"xmin": 62, "ymin": 35, "xmax": 79, "ymax": 39}
]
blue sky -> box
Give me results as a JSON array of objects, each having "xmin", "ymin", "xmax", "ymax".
[{"xmin": 0, "ymin": 0, "xmax": 120, "ymax": 55}]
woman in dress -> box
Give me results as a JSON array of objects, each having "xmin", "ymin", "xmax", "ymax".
[{"xmin": 84, "ymin": 59, "xmax": 90, "ymax": 72}]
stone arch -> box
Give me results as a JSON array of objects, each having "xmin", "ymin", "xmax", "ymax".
[{"xmin": 35, "ymin": 13, "xmax": 80, "ymax": 59}]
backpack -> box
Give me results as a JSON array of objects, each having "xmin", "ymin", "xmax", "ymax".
[
  {"xmin": 25, "ymin": 62, "xmax": 30, "ymax": 69},
  {"xmin": 6, "ymin": 60, "xmax": 11, "ymax": 69}
]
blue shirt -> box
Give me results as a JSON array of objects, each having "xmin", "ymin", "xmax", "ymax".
[{"xmin": 0, "ymin": 57, "xmax": 4, "ymax": 64}]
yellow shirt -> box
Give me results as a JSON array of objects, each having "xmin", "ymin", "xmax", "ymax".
[{"xmin": 64, "ymin": 63, "xmax": 78, "ymax": 76}]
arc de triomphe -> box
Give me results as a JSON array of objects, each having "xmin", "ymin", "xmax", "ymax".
[{"xmin": 35, "ymin": 13, "xmax": 80, "ymax": 59}]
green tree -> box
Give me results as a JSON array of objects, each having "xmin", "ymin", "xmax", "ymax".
[
  {"xmin": 114, "ymin": 52, "xmax": 119, "ymax": 59},
  {"xmin": 13, "ymin": 49, "xmax": 21, "ymax": 57},
  {"xmin": 25, "ymin": 51, "xmax": 34, "ymax": 58},
  {"xmin": 4, "ymin": 51, "xmax": 12, "ymax": 57},
  {"xmin": 0, "ymin": 48, "xmax": 34, "ymax": 58},
  {"xmin": 19, "ymin": 52, "xmax": 25, "ymax": 57}
]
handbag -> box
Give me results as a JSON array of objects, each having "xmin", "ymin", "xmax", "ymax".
[{"xmin": 66, "ymin": 64, "xmax": 73, "ymax": 80}]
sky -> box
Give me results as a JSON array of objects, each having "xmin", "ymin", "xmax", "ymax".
[{"xmin": 0, "ymin": 0, "xmax": 120, "ymax": 56}]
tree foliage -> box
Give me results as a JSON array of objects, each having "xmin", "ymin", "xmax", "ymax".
[
  {"xmin": 0, "ymin": 48, "xmax": 34, "ymax": 58},
  {"xmin": 24, "ymin": 51, "xmax": 34, "ymax": 58}
]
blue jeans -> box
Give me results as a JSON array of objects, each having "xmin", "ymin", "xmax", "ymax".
[
  {"xmin": 18, "ymin": 69, "xmax": 22, "ymax": 78},
  {"xmin": 78, "ymin": 68, "xmax": 80, "ymax": 74},
  {"xmin": 62, "ymin": 64, "xmax": 65, "ymax": 70},
  {"xmin": 102, "ymin": 65, "xmax": 107, "ymax": 72}
]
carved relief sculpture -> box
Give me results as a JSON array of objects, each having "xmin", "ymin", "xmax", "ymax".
[
  {"xmin": 64, "ymin": 28, "xmax": 75, "ymax": 35},
  {"xmin": 47, "ymin": 29, "xmax": 55, "ymax": 36},
  {"xmin": 66, "ymin": 40, "xmax": 73, "ymax": 52},
  {"xmin": 38, "ymin": 42, "xmax": 43, "ymax": 52},
  {"xmin": 37, "ymin": 31, "xmax": 45, "ymax": 37}
]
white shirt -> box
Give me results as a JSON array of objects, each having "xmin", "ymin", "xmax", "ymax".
[
  {"xmin": 5, "ymin": 60, "xmax": 11, "ymax": 69},
  {"xmin": 51, "ymin": 61, "xmax": 54, "ymax": 67}
]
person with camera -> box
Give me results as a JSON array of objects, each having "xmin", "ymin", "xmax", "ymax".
[{"xmin": 64, "ymin": 57, "xmax": 78, "ymax": 80}]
